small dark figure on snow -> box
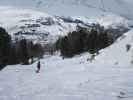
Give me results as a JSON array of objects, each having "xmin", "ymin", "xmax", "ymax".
[
  {"xmin": 36, "ymin": 61, "xmax": 41, "ymax": 73},
  {"xmin": 126, "ymin": 44, "xmax": 131, "ymax": 52}
]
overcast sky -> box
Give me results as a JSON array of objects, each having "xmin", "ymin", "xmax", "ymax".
[{"xmin": 0, "ymin": 0, "xmax": 133, "ymax": 19}]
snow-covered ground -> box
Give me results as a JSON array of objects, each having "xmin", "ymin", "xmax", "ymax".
[{"xmin": 0, "ymin": 29, "xmax": 133, "ymax": 100}]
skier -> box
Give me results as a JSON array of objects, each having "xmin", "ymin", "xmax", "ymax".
[{"xmin": 36, "ymin": 60, "xmax": 41, "ymax": 73}]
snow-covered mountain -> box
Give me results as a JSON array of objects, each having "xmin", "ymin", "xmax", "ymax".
[
  {"xmin": 0, "ymin": 6, "xmax": 132, "ymax": 44},
  {"xmin": 0, "ymin": 0, "xmax": 133, "ymax": 19}
]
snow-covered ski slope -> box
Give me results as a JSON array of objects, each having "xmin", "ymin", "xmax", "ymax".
[
  {"xmin": 94, "ymin": 29, "xmax": 133, "ymax": 66},
  {"xmin": 0, "ymin": 29, "xmax": 133, "ymax": 100}
]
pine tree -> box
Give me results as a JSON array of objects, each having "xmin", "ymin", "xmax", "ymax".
[
  {"xmin": 19, "ymin": 39, "xmax": 29, "ymax": 64},
  {"xmin": 0, "ymin": 27, "xmax": 11, "ymax": 68}
]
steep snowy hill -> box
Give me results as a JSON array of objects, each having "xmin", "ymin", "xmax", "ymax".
[
  {"xmin": 0, "ymin": 0, "xmax": 133, "ymax": 19},
  {"xmin": 93, "ymin": 29, "xmax": 133, "ymax": 66}
]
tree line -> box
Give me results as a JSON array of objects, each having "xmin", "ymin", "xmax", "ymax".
[
  {"xmin": 56, "ymin": 26, "xmax": 114, "ymax": 57},
  {"xmin": 0, "ymin": 25, "xmax": 115, "ymax": 69},
  {"xmin": 0, "ymin": 27, "xmax": 44, "ymax": 70}
]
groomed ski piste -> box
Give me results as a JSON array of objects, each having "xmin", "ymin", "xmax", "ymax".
[{"xmin": 0, "ymin": 6, "xmax": 133, "ymax": 100}]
